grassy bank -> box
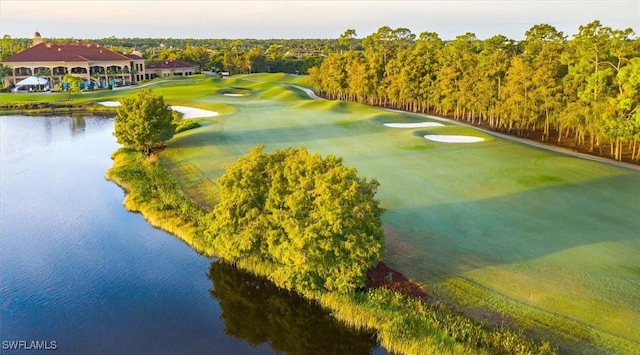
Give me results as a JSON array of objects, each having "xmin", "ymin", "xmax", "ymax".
[
  {"xmin": 0, "ymin": 101, "xmax": 118, "ymax": 115},
  {"xmin": 106, "ymin": 148, "xmax": 553, "ymax": 354},
  {"xmin": 105, "ymin": 149, "xmax": 212, "ymax": 256}
]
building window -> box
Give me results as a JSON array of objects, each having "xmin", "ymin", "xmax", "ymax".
[{"xmin": 71, "ymin": 67, "xmax": 88, "ymax": 74}]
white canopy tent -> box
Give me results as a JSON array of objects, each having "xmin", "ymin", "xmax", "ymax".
[{"xmin": 13, "ymin": 76, "xmax": 49, "ymax": 92}]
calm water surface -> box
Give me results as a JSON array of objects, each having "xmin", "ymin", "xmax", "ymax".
[{"xmin": 0, "ymin": 115, "xmax": 381, "ymax": 354}]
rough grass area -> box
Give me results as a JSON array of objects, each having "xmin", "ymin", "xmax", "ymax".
[
  {"xmin": 105, "ymin": 149, "xmax": 213, "ymax": 256},
  {"xmin": 144, "ymin": 73, "xmax": 639, "ymax": 354}
]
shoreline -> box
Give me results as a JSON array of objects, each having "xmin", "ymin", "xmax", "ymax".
[
  {"xmin": 105, "ymin": 148, "xmax": 554, "ymax": 355},
  {"xmin": 0, "ymin": 102, "xmax": 117, "ymax": 116}
]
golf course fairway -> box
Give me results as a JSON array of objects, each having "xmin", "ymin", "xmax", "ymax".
[
  {"xmin": 5, "ymin": 73, "xmax": 635, "ymax": 353},
  {"xmin": 147, "ymin": 74, "xmax": 639, "ymax": 353}
]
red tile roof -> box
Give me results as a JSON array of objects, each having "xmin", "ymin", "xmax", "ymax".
[
  {"xmin": 1, "ymin": 42, "xmax": 132, "ymax": 63},
  {"xmin": 147, "ymin": 59, "xmax": 195, "ymax": 69},
  {"xmin": 125, "ymin": 53, "xmax": 144, "ymax": 60}
]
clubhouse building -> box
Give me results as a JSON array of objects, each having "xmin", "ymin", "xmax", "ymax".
[
  {"xmin": 146, "ymin": 59, "xmax": 196, "ymax": 79},
  {"xmin": 1, "ymin": 32, "xmax": 197, "ymax": 90}
]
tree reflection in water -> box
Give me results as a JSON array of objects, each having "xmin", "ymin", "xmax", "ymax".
[
  {"xmin": 208, "ymin": 261, "xmax": 381, "ymax": 354},
  {"xmin": 71, "ymin": 115, "xmax": 86, "ymax": 134}
]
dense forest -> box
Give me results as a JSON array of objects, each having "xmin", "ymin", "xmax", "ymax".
[{"xmin": 309, "ymin": 21, "xmax": 640, "ymax": 162}]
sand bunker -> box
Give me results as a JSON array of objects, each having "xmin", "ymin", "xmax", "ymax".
[
  {"xmin": 290, "ymin": 85, "xmax": 322, "ymax": 100},
  {"xmin": 223, "ymin": 93, "xmax": 246, "ymax": 97},
  {"xmin": 169, "ymin": 106, "xmax": 219, "ymax": 119},
  {"xmin": 98, "ymin": 101, "xmax": 121, "ymax": 107},
  {"xmin": 384, "ymin": 122, "xmax": 444, "ymax": 128},
  {"xmin": 98, "ymin": 102, "xmax": 218, "ymax": 119},
  {"xmin": 424, "ymin": 135, "xmax": 484, "ymax": 143}
]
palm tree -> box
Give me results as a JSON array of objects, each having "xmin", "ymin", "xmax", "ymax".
[
  {"xmin": 130, "ymin": 67, "xmax": 139, "ymax": 84},
  {"xmin": 106, "ymin": 68, "xmax": 116, "ymax": 89}
]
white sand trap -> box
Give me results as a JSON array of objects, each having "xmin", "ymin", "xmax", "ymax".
[
  {"xmin": 99, "ymin": 102, "xmax": 218, "ymax": 119},
  {"xmin": 169, "ymin": 106, "xmax": 219, "ymax": 119},
  {"xmin": 424, "ymin": 135, "xmax": 484, "ymax": 143},
  {"xmin": 98, "ymin": 101, "xmax": 121, "ymax": 107},
  {"xmin": 223, "ymin": 93, "xmax": 246, "ymax": 97},
  {"xmin": 384, "ymin": 122, "xmax": 444, "ymax": 128}
]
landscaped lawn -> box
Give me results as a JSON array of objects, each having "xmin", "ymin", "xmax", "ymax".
[{"xmin": 4, "ymin": 73, "xmax": 637, "ymax": 353}]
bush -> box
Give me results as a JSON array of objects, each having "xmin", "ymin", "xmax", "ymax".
[
  {"xmin": 206, "ymin": 146, "xmax": 385, "ymax": 293},
  {"xmin": 175, "ymin": 120, "xmax": 201, "ymax": 133}
]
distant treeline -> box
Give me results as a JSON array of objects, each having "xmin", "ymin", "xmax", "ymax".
[
  {"xmin": 309, "ymin": 22, "xmax": 640, "ymax": 161},
  {"xmin": 1, "ymin": 35, "xmax": 337, "ymax": 74}
]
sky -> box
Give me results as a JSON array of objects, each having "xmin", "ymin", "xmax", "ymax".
[{"xmin": 1, "ymin": 0, "xmax": 638, "ymax": 40}]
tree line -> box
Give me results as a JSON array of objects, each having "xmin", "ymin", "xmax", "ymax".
[
  {"xmin": 309, "ymin": 22, "xmax": 640, "ymax": 161},
  {"xmin": 0, "ymin": 35, "xmax": 333, "ymax": 75}
]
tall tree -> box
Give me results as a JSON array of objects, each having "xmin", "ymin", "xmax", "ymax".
[
  {"xmin": 222, "ymin": 50, "xmax": 237, "ymax": 74},
  {"xmin": 604, "ymin": 57, "xmax": 640, "ymax": 160},
  {"xmin": 265, "ymin": 44, "xmax": 284, "ymax": 61},
  {"xmin": 413, "ymin": 31, "xmax": 444, "ymax": 113},
  {"xmin": 243, "ymin": 46, "xmax": 266, "ymax": 74},
  {"xmin": 438, "ymin": 33, "xmax": 480, "ymax": 119},
  {"xmin": 114, "ymin": 89, "xmax": 176, "ymax": 155},
  {"xmin": 314, "ymin": 53, "xmax": 348, "ymax": 100},
  {"xmin": 499, "ymin": 56, "xmax": 536, "ymax": 134},
  {"xmin": 562, "ymin": 21, "xmax": 617, "ymax": 148},
  {"xmin": 381, "ymin": 47, "xmax": 410, "ymax": 109},
  {"xmin": 523, "ymin": 24, "xmax": 567, "ymax": 140},
  {"xmin": 338, "ymin": 29, "xmax": 358, "ymax": 52},
  {"xmin": 345, "ymin": 52, "xmax": 372, "ymax": 104},
  {"xmin": 476, "ymin": 35, "xmax": 516, "ymax": 126},
  {"xmin": 181, "ymin": 45, "xmax": 210, "ymax": 72}
]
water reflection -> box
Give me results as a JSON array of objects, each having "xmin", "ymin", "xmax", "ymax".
[
  {"xmin": 71, "ymin": 115, "xmax": 86, "ymax": 134},
  {"xmin": 208, "ymin": 261, "xmax": 381, "ymax": 354},
  {"xmin": 1, "ymin": 115, "xmax": 384, "ymax": 354}
]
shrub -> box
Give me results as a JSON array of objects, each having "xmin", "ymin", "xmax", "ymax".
[
  {"xmin": 114, "ymin": 89, "xmax": 176, "ymax": 154},
  {"xmin": 206, "ymin": 146, "xmax": 385, "ymax": 293}
]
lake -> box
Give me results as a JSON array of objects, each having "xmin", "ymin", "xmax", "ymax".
[{"xmin": 0, "ymin": 115, "xmax": 381, "ymax": 354}]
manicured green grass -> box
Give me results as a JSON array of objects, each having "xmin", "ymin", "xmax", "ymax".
[
  {"xmin": 10, "ymin": 73, "xmax": 636, "ymax": 353},
  {"xmin": 153, "ymin": 74, "xmax": 640, "ymax": 353}
]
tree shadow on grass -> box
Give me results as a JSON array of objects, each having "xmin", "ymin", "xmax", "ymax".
[
  {"xmin": 170, "ymin": 120, "xmax": 379, "ymax": 148},
  {"xmin": 381, "ymin": 172, "xmax": 640, "ymax": 352},
  {"xmin": 382, "ymin": 172, "xmax": 640, "ymax": 280}
]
